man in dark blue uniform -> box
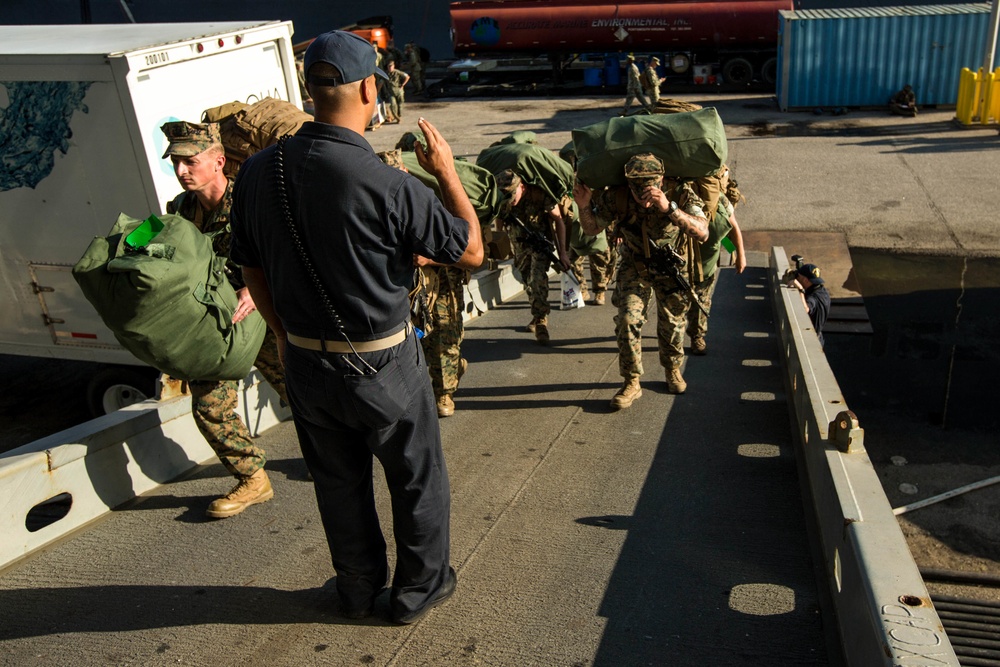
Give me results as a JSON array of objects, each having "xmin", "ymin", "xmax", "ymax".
[
  {"xmin": 792, "ymin": 263, "xmax": 831, "ymax": 348},
  {"xmin": 229, "ymin": 30, "xmax": 483, "ymax": 624}
]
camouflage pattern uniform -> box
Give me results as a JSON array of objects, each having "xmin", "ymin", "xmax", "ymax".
[
  {"xmin": 592, "ymin": 156, "xmax": 706, "ymax": 379},
  {"xmin": 376, "ymin": 148, "xmax": 467, "ymax": 408},
  {"xmin": 387, "ymin": 68, "xmax": 408, "ymax": 121},
  {"xmin": 163, "ymin": 121, "xmax": 285, "ymax": 479},
  {"xmin": 623, "ymin": 58, "xmax": 649, "ymax": 114},
  {"xmin": 500, "ymin": 173, "xmax": 558, "ymax": 323},
  {"xmin": 686, "ymin": 194, "xmax": 734, "ymax": 345},
  {"xmin": 406, "ymin": 43, "xmax": 425, "ymax": 94},
  {"xmin": 421, "ymin": 267, "xmax": 467, "ymax": 399},
  {"xmin": 641, "ymin": 59, "xmax": 662, "ymax": 110},
  {"xmin": 570, "ymin": 244, "xmax": 616, "ymax": 301}
]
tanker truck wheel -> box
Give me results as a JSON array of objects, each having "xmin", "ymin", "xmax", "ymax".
[
  {"xmin": 761, "ymin": 58, "xmax": 778, "ymax": 85},
  {"xmin": 86, "ymin": 365, "xmax": 158, "ymax": 417},
  {"xmin": 722, "ymin": 58, "xmax": 754, "ymax": 86}
]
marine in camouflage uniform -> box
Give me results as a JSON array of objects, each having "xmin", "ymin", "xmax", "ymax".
[
  {"xmin": 497, "ymin": 170, "xmax": 572, "ymax": 344},
  {"xmin": 575, "ymin": 153, "xmax": 709, "ymax": 409},
  {"xmin": 641, "ymin": 58, "xmax": 664, "ymax": 111},
  {"xmin": 405, "ymin": 43, "xmax": 425, "ymax": 94},
  {"xmin": 162, "ymin": 120, "xmax": 283, "ymax": 518},
  {"xmin": 377, "ymin": 148, "xmax": 469, "ymax": 418},
  {"xmin": 622, "ymin": 55, "xmax": 649, "ymax": 115},
  {"xmin": 385, "ymin": 60, "xmax": 410, "ymax": 122},
  {"xmin": 687, "ymin": 174, "xmax": 746, "ymax": 355},
  {"xmin": 420, "ymin": 266, "xmax": 468, "ymax": 417},
  {"xmin": 570, "ymin": 244, "xmax": 616, "ymax": 305}
]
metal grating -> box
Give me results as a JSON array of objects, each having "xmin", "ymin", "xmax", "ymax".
[{"xmin": 933, "ymin": 594, "xmax": 1000, "ymax": 667}]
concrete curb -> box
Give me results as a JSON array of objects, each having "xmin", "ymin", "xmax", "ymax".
[{"xmin": 770, "ymin": 246, "xmax": 959, "ymax": 666}]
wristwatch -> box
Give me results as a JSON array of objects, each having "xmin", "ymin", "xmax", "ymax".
[{"xmin": 668, "ymin": 200, "xmax": 679, "ymax": 216}]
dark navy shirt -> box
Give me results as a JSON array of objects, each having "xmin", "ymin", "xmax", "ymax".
[
  {"xmin": 805, "ymin": 284, "xmax": 831, "ymax": 348},
  {"xmin": 230, "ymin": 122, "xmax": 469, "ymax": 341}
]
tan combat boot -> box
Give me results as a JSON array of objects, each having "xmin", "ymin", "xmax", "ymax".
[
  {"xmin": 437, "ymin": 394, "xmax": 455, "ymax": 418},
  {"xmin": 691, "ymin": 336, "xmax": 707, "ymax": 355},
  {"xmin": 535, "ymin": 321, "xmax": 550, "ymax": 345},
  {"xmin": 610, "ymin": 377, "xmax": 642, "ymax": 410},
  {"xmin": 525, "ymin": 317, "xmax": 540, "ymax": 333},
  {"xmin": 206, "ymin": 469, "xmax": 274, "ymax": 519},
  {"xmin": 593, "ymin": 290, "xmax": 606, "ymax": 306},
  {"xmin": 667, "ymin": 368, "xmax": 688, "ymax": 394},
  {"xmin": 458, "ymin": 358, "xmax": 468, "ymax": 382}
]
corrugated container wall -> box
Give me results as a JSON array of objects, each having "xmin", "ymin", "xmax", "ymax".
[{"xmin": 777, "ymin": 4, "xmax": 1000, "ymax": 110}]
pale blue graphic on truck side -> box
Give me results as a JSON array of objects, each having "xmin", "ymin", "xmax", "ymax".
[{"xmin": 0, "ymin": 81, "xmax": 92, "ymax": 191}]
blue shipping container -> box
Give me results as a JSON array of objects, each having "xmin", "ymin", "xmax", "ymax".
[{"xmin": 777, "ymin": 4, "xmax": 1000, "ymax": 110}]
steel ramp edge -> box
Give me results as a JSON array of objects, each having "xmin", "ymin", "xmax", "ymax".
[
  {"xmin": 0, "ymin": 373, "xmax": 289, "ymax": 573},
  {"xmin": 769, "ymin": 246, "xmax": 959, "ymax": 666},
  {"xmin": 0, "ymin": 264, "xmax": 518, "ymax": 573}
]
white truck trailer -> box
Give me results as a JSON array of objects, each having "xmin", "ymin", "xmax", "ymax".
[{"xmin": 0, "ymin": 21, "xmax": 303, "ymax": 414}]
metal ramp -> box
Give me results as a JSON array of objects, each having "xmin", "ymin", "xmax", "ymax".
[{"xmin": 0, "ymin": 253, "xmax": 959, "ymax": 666}]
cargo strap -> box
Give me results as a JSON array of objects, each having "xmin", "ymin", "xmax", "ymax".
[{"xmin": 287, "ymin": 322, "xmax": 411, "ymax": 354}]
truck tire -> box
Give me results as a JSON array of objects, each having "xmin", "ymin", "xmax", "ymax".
[
  {"xmin": 722, "ymin": 58, "xmax": 753, "ymax": 86},
  {"xmin": 761, "ymin": 57, "xmax": 778, "ymax": 85},
  {"xmin": 86, "ymin": 365, "xmax": 158, "ymax": 417}
]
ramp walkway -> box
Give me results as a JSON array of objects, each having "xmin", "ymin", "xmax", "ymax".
[{"xmin": 0, "ymin": 253, "xmax": 957, "ymax": 666}]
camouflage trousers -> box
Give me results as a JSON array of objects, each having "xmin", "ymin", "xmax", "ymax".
[
  {"xmin": 411, "ymin": 66, "xmax": 425, "ymax": 93},
  {"xmin": 388, "ymin": 89, "xmax": 405, "ymax": 120},
  {"xmin": 512, "ymin": 238, "xmax": 552, "ymax": 319},
  {"xmin": 570, "ymin": 244, "xmax": 616, "ymax": 294},
  {"xmin": 646, "ymin": 88, "xmax": 661, "ymax": 110},
  {"xmin": 613, "ymin": 253, "xmax": 691, "ymax": 378},
  {"xmin": 624, "ymin": 85, "xmax": 649, "ymax": 111},
  {"xmin": 189, "ymin": 329, "xmax": 286, "ymax": 478},
  {"xmin": 686, "ymin": 272, "xmax": 717, "ymax": 341},
  {"xmin": 421, "ymin": 266, "xmax": 466, "ymax": 398}
]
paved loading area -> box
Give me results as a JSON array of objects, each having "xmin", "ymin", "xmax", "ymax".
[{"xmin": 0, "ymin": 261, "xmax": 829, "ymax": 666}]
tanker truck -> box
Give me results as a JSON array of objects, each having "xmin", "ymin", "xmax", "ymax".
[{"xmin": 450, "ymin": 0, "xmax": 792, "ymax": 86}]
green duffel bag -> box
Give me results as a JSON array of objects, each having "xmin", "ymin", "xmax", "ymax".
[
  {"xmin": 572, "ymin": 107, "xmax": 728, "ymax": 188},
  {"xmin": 569, "ymin": 218, "xmax": 608, "ymax": 256},
  {"xmin": 400, "ymin": 152, "xmax": 499, "ymax": 225},
  {"xmin": 476, "ymin": 142, "xmax": 575, "ymax": 207},
  {"xmin": 72, "ymin": 213, "xmax": 266, "ymax": 382}
]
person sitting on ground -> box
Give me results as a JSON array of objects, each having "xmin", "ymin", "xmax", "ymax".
[{"xmin": 889, "ymin": 84, "xmax": 918, "ymax": 117}]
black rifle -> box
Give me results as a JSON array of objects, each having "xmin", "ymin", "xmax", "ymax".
[
  {"xmin": 508, "ymin": 215, "xmax": 579, "ymax": 285},
  {"xmin": 646, "ymin": 239, "xmax": 709, "ymax": 317}
]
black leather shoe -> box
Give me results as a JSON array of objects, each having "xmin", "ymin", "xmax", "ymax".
[{"xmin": 391, "ymin": 567, "xmax": 457, "ymax": 624}]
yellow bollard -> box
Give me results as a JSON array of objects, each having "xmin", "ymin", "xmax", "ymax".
[
  {"xmin": 955, "ymin": 68, "xmax": 975, "ymax": 125},
  {"xmin": 983, "ymin": 68, "xmax": 1000, "ymax": 125}
]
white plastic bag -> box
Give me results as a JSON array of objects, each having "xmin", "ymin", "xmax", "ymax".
[{"xmin": 560, "ymin": 273, "xmax": 586, "ymax": 310}]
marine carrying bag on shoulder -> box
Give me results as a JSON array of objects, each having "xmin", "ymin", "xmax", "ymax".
[
  {"xmin": 476, "ymin": 142, "xmax": 576, "ymax": 208},
  {"xmin": 572, "ymin": 107, "xmax": 728, "ymax": 188},
  {"xmin": 400, "ymin": 152, "xmax": 500, "ymax": 225},
  {"xmin": 72, "ymin": 213, "xmax": 266, "ymax": 381}
]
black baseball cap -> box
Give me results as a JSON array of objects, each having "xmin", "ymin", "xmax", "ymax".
[
  {"xmin": 797, "ymin": 263, "xmax": 824, "ymax": 284},
  {"xmin": 304, "ymin": 30, "xmax": 388, "ymax": 86}
]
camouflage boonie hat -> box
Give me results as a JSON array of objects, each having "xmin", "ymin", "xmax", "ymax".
[
  {"xmin": 495, "ymin": 169, "xmax": 522, "ymax": 197},
  {"xmin": 624, "ymin": 152, "xmax": 665, "ymax": 186},
  {"xmin": 160, "ymin": 121, "xmax": 222, "ymax": 159},
  {"xmin": 376, "ymin": 148, "xmax": 406, "ymax": 171}
]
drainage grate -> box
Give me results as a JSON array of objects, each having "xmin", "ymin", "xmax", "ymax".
[{"xmin": 932, "ymin": 594, "xmax": 1000, "ymax": 667}]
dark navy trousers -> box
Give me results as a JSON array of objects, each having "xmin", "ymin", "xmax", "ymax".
[{"xmin": 284, "ymin": 330, "xmax": 451, "ymax": 616}]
